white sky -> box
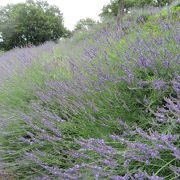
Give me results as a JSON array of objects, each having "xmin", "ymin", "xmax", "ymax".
[{"xmin": 0, "ymin": 0, "xmax": 111, "ymax": 30}]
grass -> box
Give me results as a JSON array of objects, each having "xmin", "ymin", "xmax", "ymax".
[
  {"xmin": 0, "ymin": 50, "xmax": 3, "ymax": 56},
  {"xmin": 0, "ymin": 2, "xmax": 180, "ymax": 179}
]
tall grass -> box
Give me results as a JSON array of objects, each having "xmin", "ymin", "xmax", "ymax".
[{"xmin": 0, "ymin": 3, "xmax": 180, "ymax": 180}]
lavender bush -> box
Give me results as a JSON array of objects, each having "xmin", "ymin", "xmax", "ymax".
[
  {"xmin": 75, "ymin": 86, "xmax": 180, "ymax": 179},
  {"xmin": 0, "ymin": 4, "xmax": 179, "ymax": 180}
]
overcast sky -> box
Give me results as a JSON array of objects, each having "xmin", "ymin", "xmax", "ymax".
[{"xmin": 0, "ymin": 0, "xmax": 111, "ymax": 30}]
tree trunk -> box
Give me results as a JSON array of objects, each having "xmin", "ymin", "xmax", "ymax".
[{"xmin": 117, "ymin": 0, "xmax": 125, "ymax": 29}]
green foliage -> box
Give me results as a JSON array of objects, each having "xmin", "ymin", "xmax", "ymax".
[
  {"xmin": 100, "ymin": 0, "xmax": 174, "ymax": 18},
  {"xmin": 74, "ymin": 18, "xmax": 97, "ymax": 31},
  {"xmin": 0, "ymin": 0, "xmax": 69, "ymax": 50},
  {"xmin": 0, "ymin": 50, "xmax": 3, "ymax": 56},
  {"xmin": 155, "ymin": 0, "xmax": 174, "ymax": 6}
]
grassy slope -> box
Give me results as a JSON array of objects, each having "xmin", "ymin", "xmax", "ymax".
[{"xmin": 0, "ymin": 3, "xmax": 179, "ymax": 179}]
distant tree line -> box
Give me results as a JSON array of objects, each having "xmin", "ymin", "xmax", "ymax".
[
  {"xmin": 74, "ymin": 18, "xmax": 97, "ymax": 32},
  {"xmin": 0, "ymin": 0, "xmax": 175, "ymax": 50},
  {"xmin": 100, "ymin": 0, "xmax": 174, "ymax": 18},
  {"xmin": 0, "ymin": 0, "xmax": 71, "ymax": 50}
]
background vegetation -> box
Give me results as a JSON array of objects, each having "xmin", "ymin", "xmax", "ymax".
[
  {"xmin": 100, "ymin": 0, "xmax": 174, "ymax": 18},
  {"xmin": 0, "ymin": 0, "xmax": 70, "ymax": 50}
]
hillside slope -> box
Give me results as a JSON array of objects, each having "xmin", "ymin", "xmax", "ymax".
[{"xmin": 0, "ymin": 3, "xmax": 180, "ymax": 180}]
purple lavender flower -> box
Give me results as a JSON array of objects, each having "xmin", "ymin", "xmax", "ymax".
[
  {"xmin": 123, "ymin": 159, "xmax": 131, "ymax": 169},
  {"xmin": 152, "ymin": 80, "xmax": 166, "ymax": 90},
  {"xmin": 147, "ymin": 175, "xmax": 164, "ymax": 180},
  {"xmin": 79, "ymin": 139, "xmax": 117, "ymax": 157},
  {"xmin": 163, "ymin": 60, "xmax": 170, "ymax": 68},
  {"xmin": 116, "ymin": 118, "xmax": 129, "ymax": 129},
  {"xmin": 111, "ymin": 175, "xmax": 129, "ymax": 180},
  {"xmin": 139, "ymin": 54, "xmax": 150, "ymax": 68},
  {"xmin": 160, "ymin": 134, "xmax": 179, "ymax": 142},
  {"xmin": 103, "ymin": 159, "xmax": 118, "ymax": 167}
]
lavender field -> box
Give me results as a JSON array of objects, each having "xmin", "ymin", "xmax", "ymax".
[{"xmin": 0, "ymin": 3, "xmax": 180, "ymax": 180}]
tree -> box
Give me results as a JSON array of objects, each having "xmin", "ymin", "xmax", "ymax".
[
  {"xmin": 117, "ymin": 0, "xmax": 125, "ymax": 27},
  {"xmin": 0, "ymin": 0, "xmax": 69, "ymax": 50},
  {"xmin": 100, "ymin": 0, "xmax": 173, "ymax": 19},
  {"xmin": 74, "ymin": 18, "xmax": 96, "ymax": 31},
  {"xmin": 155, "ymin": 0, "xmax": 173, "ymax": 6}
]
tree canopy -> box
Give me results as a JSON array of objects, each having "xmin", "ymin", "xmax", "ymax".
[
  {"xmin": 74, "ymin": 18, "xmax": 97, "ymax": 31},
  {"xmin": 100, "ymin": 0, "xmax": 173, "ymax": 18},
  {"xmin": 0, "ymin": 0, "xmax": 70, "ymax": 50}
]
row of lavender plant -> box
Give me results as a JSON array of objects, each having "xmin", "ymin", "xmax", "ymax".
[
  {"xmin": 0, "ymin": 42, "xmax": 55, "ymax": 85},
  {"xmin": 1, "ymin": 6, "xmax": 179, "ymax": 180}
]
